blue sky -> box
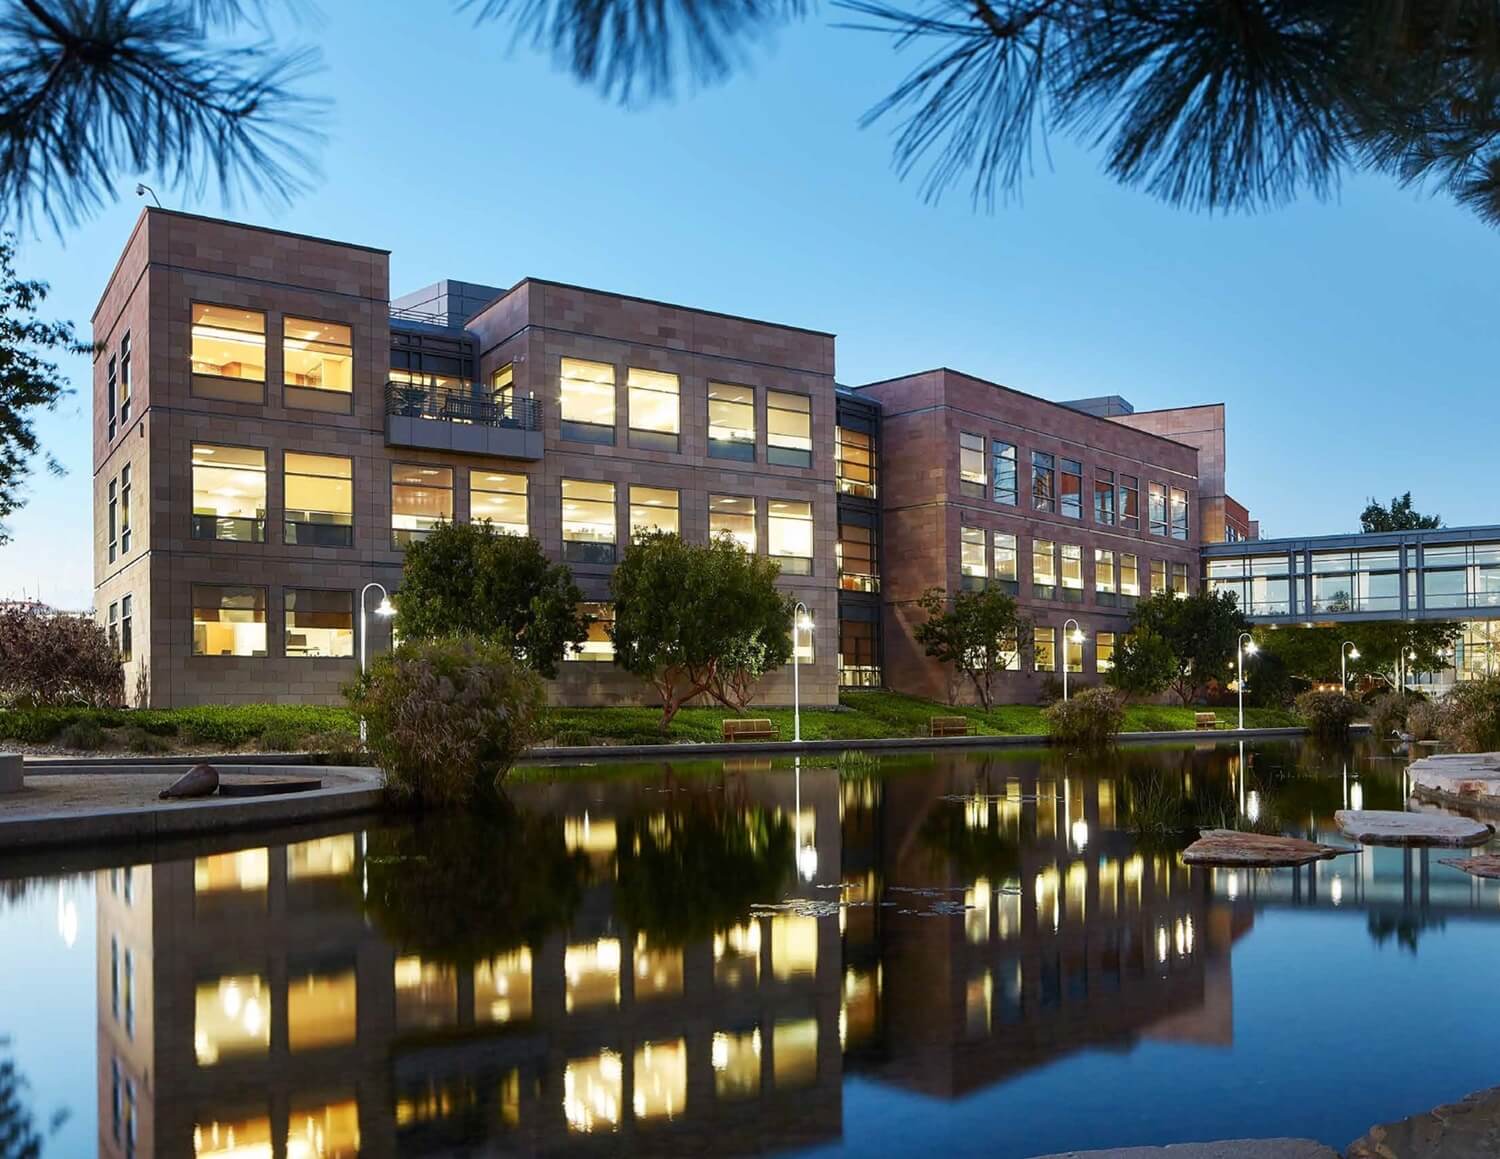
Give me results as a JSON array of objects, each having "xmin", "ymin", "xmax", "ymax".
[{"xmin": 5, "ymin": 0, "xmax": 1498, "ymax": 608}]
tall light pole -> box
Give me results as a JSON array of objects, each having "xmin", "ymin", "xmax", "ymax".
[
  {"xmin": 1061, "ymin": 619, "xmax": 1084, "ymax": 701},
  {"xmin": 1237, "ymin": 631, "xmax": 1257, "ymax": 730},
  {"xmin": 359, "ymin": 583, "xmax": 395, "ymax": 744},
  {"xmin": 792, "ymin": 601, "xmax": 812, "ymax": 742},
  {"xmin": 1340, "ymin": 640, "xmax": 1360, "ymax": 691}
]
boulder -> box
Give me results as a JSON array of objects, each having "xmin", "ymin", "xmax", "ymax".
[
  {"xmin": 1347, "ymin": 1084, "xmax": 1500, "ymax": 1158},
  {"xmin": 1438, "ymin": 853, "xmax": 1500, "ymax": 880},
  {"xmin": 0, "ymin": 752, "xmax": 21, "ymax": 794},
  {"xmin": 1182, "ymin": 830, "xmax": 1356, "ymax": 868},
  {"xmin": 1335, "ymin": 809, "xmax": 1493, "ymax": 847},
  {"xmin": 158, "ymin": 762, "xmax": 220, "ymax": 800}
]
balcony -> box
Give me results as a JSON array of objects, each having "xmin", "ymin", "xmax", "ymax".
[{"xmin": 385, "ymin": 383, "xmax": 543, "ymax": 459}]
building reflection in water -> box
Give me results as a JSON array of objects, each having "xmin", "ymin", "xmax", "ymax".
[{"xmin": 91, "ymin": 744, "xmax": 1500, "ymax": 1157}]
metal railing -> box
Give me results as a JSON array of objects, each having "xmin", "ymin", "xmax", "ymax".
[{"xmin": 385, "ymin": 382, "xmax": 541, "ymax": 431}]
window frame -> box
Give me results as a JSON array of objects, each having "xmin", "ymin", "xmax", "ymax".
[
  {"xmin": 1119, "ymin": 475, "xmax": 1140, "ymax": 531},
  {"xmin": 768, "ymin": 498, "xmax": 814, "ymax": 575},
  {"xmin": 708, "ymin": 382, "xmax": 756, "ymax": 462},
  {"xmin": 1031, "ymin": 451, "xmax": 1055, "ymax": 512},
  {"xmin": 284, "ymin": 451, "xmax": 354, "ymax": 548},
  {"xmin": 628, "ymin": 485, "xmax": 681, "ymax": 537},
  {"xmin": 1148, "ymin": 482, "xmax": 1168, "ymax": 537},
  {"xmin": 561, "ymin": 478, "xmax": 618, "ymax": 564},
  {"xmin": 191, "ymin": 584, "xmax": 269, "ymax": 658},
  {"xmin": 766, "ymin": 390, "xmax": 813, "ymax": 468},
  {"xmin": 626, "ymin": 367, "xmax": 681, "ymax": 453},
  {"xmin": 1032, "ymin": 538, "xmax": 1057, "ymax": 599},
  {"xmin": 1059, "ymin": 458, "xmax": 1083, "ymax": 520},
  {"xmin": 283, "ymin": 587, "xmax": 355, "ymax": 659},
  {"xmin": 282, "ymin": 316, "xmax": 354, "ymax": 414},
  {"xmin": 959, "ymin": 432, "xmax": 986, "ymax": 497},
  {"xmin": 191, "ymin": 443, "xmax": 268, "ymax": 543},
  {"xmin": 189, "ymin": 302, "xmax": 267, "ymax": 403},
  {"xmin": 390, "ymin": 463, "xmax": 454, "ymax": 549},
  {"xmin": 470, "ymin": 471, "xmax": 529, "ymax": 538},
  {"xmin": 991, "ymin": 440, "xmax": 1017, "ymax": 505},
  {"xmin": 709, "ymin": 493, "xmax": 757, "ymax": 553},
  {"xmin": 559, "ymin": 358, "xmax": 617, "ymax": 446}
]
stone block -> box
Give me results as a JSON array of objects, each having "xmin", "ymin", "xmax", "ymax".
[{"xmin": 0, "ymin": 753, "xmax": 21, "ymax": 793}]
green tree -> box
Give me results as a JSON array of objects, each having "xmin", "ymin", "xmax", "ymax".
[
  {"xmin": 1256, "ymin": 621, "xmax": 1459, "ymax": 689},
  {"xmin": 610, "ymin": 530, "xmax": 793, "ymax": 729},
  {"xmin": 1124, "ymin": 589, "xmax": 1249, "ymax": 705},
  {"xmin": 395, "ymin": 520, "xmax": 588, "ymax": 678},
  {"xmin": 1360, "ymin": 492, "xmax": 1442, "ymax": 532},
  {"xmin": 1106, "ymin": 630, "xmax": 1177, "ymax": 699},
  {"xmin": 912, "ymin": 585, "xmax": 1030, "ymax": 708},
  {"xmin": 0, "ymin": 235, "xmax": 84, "ymax": 545}
]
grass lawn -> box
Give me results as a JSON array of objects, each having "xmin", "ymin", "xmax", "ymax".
[{"xmin": 0, "ymin": 692, "xmax": 1303, "ymax": 753}]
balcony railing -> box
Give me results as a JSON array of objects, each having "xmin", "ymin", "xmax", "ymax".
[{"xmin": 384, "ymin": 383, "xmax": 544, "ymax": 458}]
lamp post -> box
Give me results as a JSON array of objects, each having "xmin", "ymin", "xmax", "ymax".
[
  {"xmin": 1062, "ymin": 618, "xmax": 1084, "ymax": 701},
  {"xmin": 358, "ymin": 582, "xmax": 395, "ymax": 744},
  {"xmin": 792, "ymin": 601, "xmax": 812, "ymax": 743},
  {"xmin": 1340, "ymin": 640, "xmax": 1360, "ymax": 691},
  {"xmin": 1236, "ymin": 632, "xmax": 1257, "ymax": 731}
]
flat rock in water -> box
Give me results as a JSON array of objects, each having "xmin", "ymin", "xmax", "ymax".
[
  {"xmin": 1335, "ymin": 809, "xmax": 1492, "ymax": 847},
  {"xmin": 1438, "ymin": 853, "xmax": 1500, "ymax": 879},
  {"xmin": 1030, "ymin": 1140, "xmax": 1339, "ymax": 1159},
  {"xmin": 158, "ymin": 762, "xmax": 219, "ymax": 800},
  {"xmin": 1346, "ymin": 1084, "xmax": 1500, "ymax": 1158},
  {"xmin": 1182, "ymin": 830, "xmax": 1355, "ymax": 868}
]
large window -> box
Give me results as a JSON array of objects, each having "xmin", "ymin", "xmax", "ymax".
[
  {"xmin": 1150, "ymin": 559, "xmax": 1167, "ymax": 595},
  {"xmin": 1034, "ymin": 626, "xmax": 1056, "ymax": 673},
  {"xmin": 767, "ymin": 391, "xmax": 812, "ymax": 468},
  {"xmin": 709, "ymin": 383, "xmax": 755, "ymax": 461},
  {"xmin": 118, "ymin": 333, "xmax": 132, "ymax": 426},
  {"xmin": 992, "ymin": 532, "xmax": 1018, "ymax": 593},
  {"xmin": 1032, "ymin": 451, "xmax": 1055, "ymax": 512},
  {"xmin": 391, "ymin": 465, "xmax": 453, "ymax": 548},
  {"xmin": 560, "ymin": 358, "xmax": 616, "ymax": 445},
  {"xmin": 284, "ymin": 452, "xmax": 353, "ymax": 547},
  {"xmin": 959, "ymin": 432, "xmax": 985, "ymax": 496},
  {"xmin": 1149, "ymin": 482, "xmax": 1168, "ymax": 536},
  {"xmin": 1420, "ymin": 543, "xmax": 1500, "ymax": 611},
  {"xmin": 1170, "ymin": 487, "xmax": 1189, "ymax": 541},
  {"xmin": 1207, "ymin": 554, "xmax": 1295, "ymax": 615},
  {"xmin": 1120, "ymin": 553, "xmax": 1140, "ymax": 599},
  {"xmin": 992, "ymin": 440, "xmax": 1017, "ymax": 505},
  {"xmin": 119, "ymin": 465, "xmax": 132, "ymax": 554},
  {"xmin": 838, "ymin": 520, "xmax": 879, "ymax": 592},
  {"xmin": 195, "ymin": 975, "xmax": 270, "ymax": 1063},
  {"xmin": 570, "ymin": 603, "xmax": 615, "ymax": 661},
  {"xmin": 836, "ymin": 426, "xmax": 877, "ymax": 497},
  {"xmin": 283, "ymin": 318, "xmax": 353, "ymax": 412},
  {"xmin": 1060, "ymin": 544, "xmax": 1083, "ymax": 602},
  {"xmin": 561, "ymin": 479, "xmax": 617, "ymax": 563},
  {"xmin": 1119, "ymin": 475, "xmax": 1140, "ymax": 530},
  {"xmin": 710, "ymin": 494, "xmax": 756, "ymax": 552},
  {"xmin": 190, "ymin": 304, "xmax": 265, "ymax": 402},
  {"xmin": 192, "ymin": 585, "xmax": 267, "ymax": 657},
  {"xmin": 1033, "ymin": 539, "xmax": 1056, "ymax": 599},
  {"xmin": 471, "ymin": 472, "xmax": 528, "ymax": 536},
  {"xmin": 192, "ymin": 444, "xmax": 266, "ymax": 542},
  {"xmin": 627, "ymin": 368, "xmax": 680, "ymax": 452},
  {"xmin": 1065, "ymin": 628, "xmax": 1083, "ymax": 673},
  {"xmin": 1094, "ymin": 469, "xmax": 1115, "ymax": 525},
  {"xmin": 769, "ymin": 499, "xmax": 813, "ymax": 574},
  {"xmin": 1097, "ymin": 632, "xmax": 1116, "ymax": 672},
  {"xmin": 107, "ymin": 354, "xmax": 117, "ymax": 441},
  {"xmin": 284, "ymin": 589, "xmax": 354, "ymax": 658},
  {"xmin": 1171, "ymin": 561, "xmax": 1189, "ymax": 594},
  {"xmin": 961, "ymin": 526, "xmax": 987, "ymax": 590},
  {"xmin": 1060, "ymin": 459, "xmax": 1082, "ymax": 519},
  {"xmin": 629, "ymin": 486, "xmax": 679, "ymax": 536},
  {"xmin": 839, "ymin": 617, "xmax": 881, "ymax": 688},
  {"xmin": 108, "ymin": 478, "xmax": 118, "ymax": 563},
  {"xmin": 119, "ymin": 595, "xmax": 133, "ymax": 663},
  {"xmin": 1095, "ymin": 549, "xmax": 1116, "ymax": 606}
]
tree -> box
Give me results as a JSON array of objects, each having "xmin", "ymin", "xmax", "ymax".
[
  {"xmin": 1360, "ymin": 491, "xmax": 1442, "ymax": 532},
  {"xmin": 1124, "ymin": 589, "xmax": 1249, "ymax": 705},
  {"xmin": 1106, "ymin": 630, "xmax": 1177, "ymax": 700},
  {"xmin": 1256, "ymin": 621, "xmax": 1460, "ymax": 689},
  {"xmin": 0, "ymin": 602, "xmax": 122, "ymax": 706},
  {"xmin": 395, "ymin": 521, "xmax": 588, "ymax": 678},
  {"xmin": 912, "ymin": 585, "xmax": 1029, "ymax": 708},
  {"xmin": 610, "ymin": 530, "xmax": 793, "ymax": 729},
  {"xmin": 0, "ymin": 235, "xmax": 83, "ymax": 545}
]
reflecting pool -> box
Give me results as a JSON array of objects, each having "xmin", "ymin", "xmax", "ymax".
[{"xmin": 3, "ymin": 737, "xmax": 1499, "ymax": 1158}]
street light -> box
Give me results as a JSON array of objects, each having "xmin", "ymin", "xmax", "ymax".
[
  {"xmin": 792, "ymin": 601, "xmax": 812, "ymax": 743},
  {"xmin": 1061, "ymin": 618, "xmax": 1084, "ymax": 701},
  {"xmin": 1236, "ymin": 632, "xmax": 1257, "ymax": 730},
  {"xmin": 359, "ymin": 582, "xmax": 395, "ymax": 745},
  {"xmin": 1340, "ymin": 640, "xmax": 1360, "ymax": 691}
]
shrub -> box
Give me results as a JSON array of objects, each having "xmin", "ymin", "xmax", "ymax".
[
  {"xmin": 1036, "ymin": 676, "xmax": 1066, "ymax": 706},
  {"xmin": 347, "ymin": 636, "xmax": 549, "ymax": 806},
  {"xmin": 1435, "ymin": 677, "xmax": 1500, "ymax": 753},
  {"xmin": 119, "ymin": 727, "xmax": 172, "ymax": 754},
  {"xmin": 1044, "ymin": 687, "xmax": 1126, "ymax": 746},
  {"xmin": 56, "ymin": 719, "xmax": 107, "ymax": 750},
  {"xmin": 0, "ymin": 604, "xmax": 123, "ymax": 707},
  {"xmin": 1294, "ymin": 690, "xmax": 1361, "ymax": 736},
  {"xmin": 256, "ymin": 724, "xmax": 306, "ymax": 753},
  {"xmin": 1406, "ymin": 698, "xmax": 1442, "ymax": 742},
  {"xmin": 1368, "ymin": 691, "xmax": 1415, "ymax": 739}
]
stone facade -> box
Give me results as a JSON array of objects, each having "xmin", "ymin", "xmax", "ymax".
[{"xmin": 1108, "ymin": 403, "xmax": 1255, "ymax": 544}]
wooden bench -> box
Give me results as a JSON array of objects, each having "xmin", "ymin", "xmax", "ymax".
[
  {"xmin": 929, "ymin": 715, "xmax": 970, "ymax": 738},
  {"xmin": 1194, "ymin": 712, "xmax": 1221, "ymax": 731},
  {"xmin": 723, "ymin": 718, "xmax": 777, "ymax": 742}
]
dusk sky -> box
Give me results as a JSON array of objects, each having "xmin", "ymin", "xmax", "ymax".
[{"xmin": 4, "ymin": 0, "xmax": 1498, "ymax": 608}]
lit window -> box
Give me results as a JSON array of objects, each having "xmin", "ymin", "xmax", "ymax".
[
  {"xmin": 629, "ymin": 486, "xmax": 680, "ymax": 536},
  {"xmin": 1060, "ymin": 544, "xmax": 1083, "ymax": 601},
  {"xmin": 839, "ymin": 616, "xmax": 881, "ymax": 687},
  {"xmin": 634, "ymin": 1038, "xmax": 687, "ymax": 1121},
  {"xmin": 560, "ymin": 358, "xmax": 616, "ymax": 444},
  {"xmin": 837, "ymin": 520, "xmax": 879, "ymax": 592},
  {"xmin": 562, "ymin": 479, "xmax": 617, "ymax": 564},
  {"xmin": 627, "ymin": 368, "xmax": 680, "ymax": 451},
  {"xmin": 773, "ymin": 1019, "xmax": 818, "ymax": 1089},
  {"xmin": 564, "ymin": 1051, "xmax": 623, "ymax": 1134},
  {"xmin": 192, "ymin": 444, "xmax": 266, "ymax": 542},
  {"xmin": 1172, "ymin": 561, "xmax": 1189, "ymax": 594},
  {"xmin": 192, "ymin": 585, "xmax": 267, "ymax": 657},
  {"xmin": 565, "ymin": 938, "xmax": 621, "ymax": 1012},
  {"xmin": 286, "ymin": 835, "xmax": 355, "ymax": 880},
  {"xmin": 283, "ymin": 317, "xmax": 353, "ymax": 412},
  {"xmin": 475, "ymin": 948, "xmax": 533, "ymax": 1024},
  {"xmin": 195, "ymin": 1114, "xmax": 271, "ymax": 1159},
  {"xmin": 1060, "ymin": 459, "xmax": 1082, "ymax": 519},
  {"xmin": 1065, "ymin": 629, "xmax": 1083, "ymax": 672},
  {"xmin": 285, "ymin": 589, "xmax": 354, "ymax": 658},
  {"xmin": 634, "ymin": 934, "xmax": 684, "ymax": 1001},
  {"xmin": 961, "ymin": 526, "xmax": 987, "ymax": 590},
  {"xmin": 1034, "ymin": 626, "xmax": 1056, "ymax": 673},
  {"xmin": 959, "ymin": 432, "xmax": 985, "ymax": 496},
  {"xmin": 708, "ymin": 383, "xmax": 755, "ymax": 461},
  {"xmin": 1150, "ymin": 559, "xmax": 1167, "ymax": 594},
  {"xmin": 712, "ymin": 1028, "xmax": 762, "ymax": 1100},
  {"xmin": 768, "ymin": 499, "xmax": 813, "ymax": 574},
  {"xmin": 394, "ymin": 957, "xmax": 457, "ymax": 1031},
  {"xmin": 284, "ymin": 452, "xmax": 352, "ymax": 547},
  {"xmin": 710, "ymin": 494, "xmax": 756, "ymax": 552},
  {"xmin": 570, "ymin": 602, "xmax": 615, "ymax": 661},
  {"xmin": 471, "ymin": 471, "xmax": 528, "ymax": 536},
  {"xmin": 993, "ymin": 533, "xmax": 1017, "ymax": 591},
  {"xmin": 1033, "ymin": 539, "xmax": 1056, "ymax": 598},
  {"xmin": 1170, "ymin": 487, "xmax": 1189, "ymax": 541},
  {"xmin": 1094, "ymin": 469, "xmax": 1115, "ymax": 524},
  {"xmin": 191, "ymin": 303, "xmax": 266, "ymax": 401},
  {"xmin": 1119, "ymin": 475, "xmax": 1140, "ymax": 530},
  {"xmin": 1097, "ymin": 632, "xmax": 1116, "ymax": 671},
  {"xmin": 392, "ymin": 464, "xmax": 453, "ymax": 548},
  {"xmin": 714, "ymin": 921, "xmax": 760, "ymax": 989},
  {"xmin": 287, "ymin": 1101, "xmax": 360, "ymax": 1159},
  {"xmin": 1032, "ymin": 451, "xmax": 1055, "ymax": 512},
  {"xmin": 1149, "ymin": 482, "xmax": 1168, "ymax": 536},
  {"xmin": 770, "ymin": 914, "xmax": 818, "ymax": 980},
  {"xmin": 194, "ymin": 975, "xmax": 270, "ymax": 1064},
  {"xmin": 1096, "ymin": 549, "xmax": 1116, "ymax": 601},
  {"xmin": 836, "ymin": 426, "xmax": 876, "ymax": 496},
  {"xmin": 195, "ymin": 849, "xmax": 269, "ymax": 893},
  {"xmin": 1120, "ymin": 553, "xmax": 1140, "ymax": 597},
  {"xmin": 288, "ymin": 969, "xmax": 357, "ymax": 1051},
  {"xmin": 767, "ymin": 391, "xmax": 812, "ymax": 468}
]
